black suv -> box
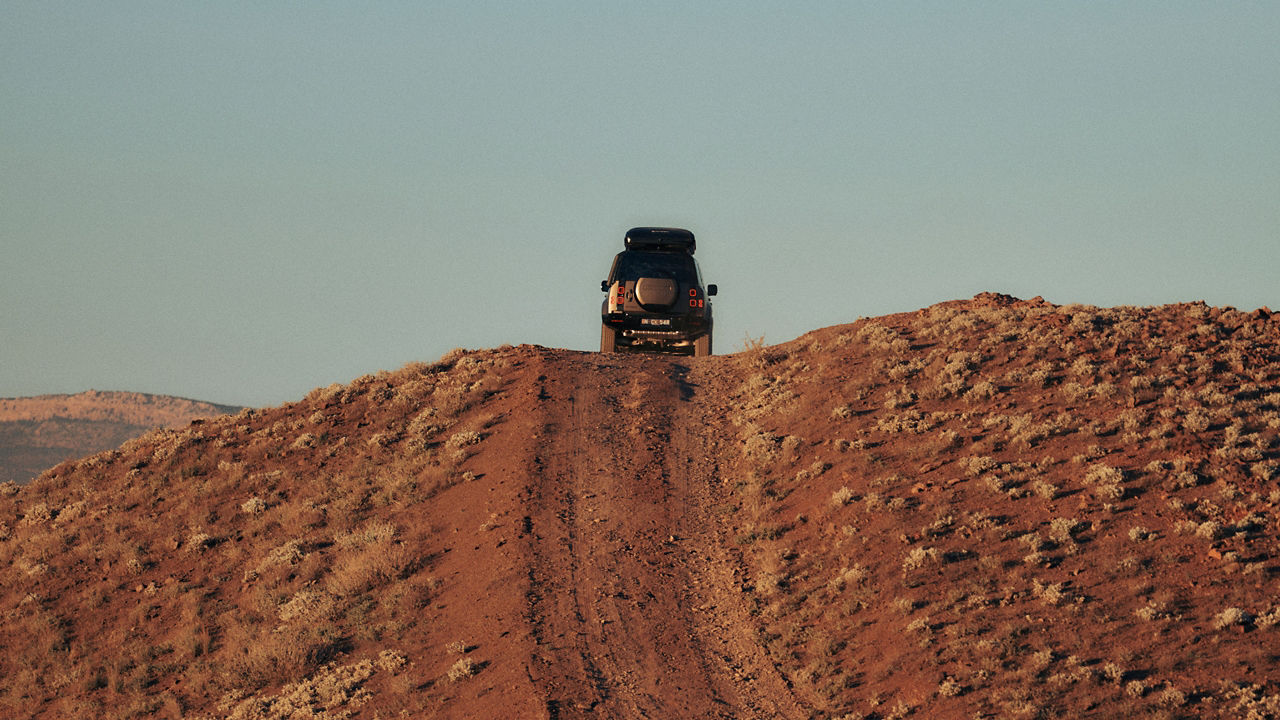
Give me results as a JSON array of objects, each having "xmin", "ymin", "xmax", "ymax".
[{"xmin": 600, "ymin": 227, "xmax": 717, "ymax": 356}]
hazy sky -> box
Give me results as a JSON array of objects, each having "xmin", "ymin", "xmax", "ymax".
[{"xmin": 3, "ymin": 2, "xmax": 1278, "ymax": 407}]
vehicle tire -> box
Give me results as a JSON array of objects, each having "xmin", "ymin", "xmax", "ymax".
[
  {"xmin": 600, "ymin": 325, "xmax": 618, "ymax": 353},
  {"xmin": 694, "ymin": 333, "xmax": 712, "ymax": 357}
]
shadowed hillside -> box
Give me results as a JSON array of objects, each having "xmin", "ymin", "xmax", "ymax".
[
  {"xmin": 2, "ymin": 295, "xmax": 1278, "ymax": 719},
  {"xmin": 0, "ymin": 391, "xmax": 243, "ymax": 484}
]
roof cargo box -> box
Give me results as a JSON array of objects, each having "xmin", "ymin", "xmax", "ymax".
[{"xmin": 625, "ymin": 227, "xmax": 695, "ymax": 254}]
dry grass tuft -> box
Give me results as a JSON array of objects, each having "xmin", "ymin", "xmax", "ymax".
[{"xmin": 447, "ymin": 657, "xmax": 478, "ymax": 682}]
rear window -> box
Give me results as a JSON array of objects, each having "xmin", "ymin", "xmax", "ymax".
[{"xmin": 610, "ymin": 251, "xmax": 699, "ymax": 284}]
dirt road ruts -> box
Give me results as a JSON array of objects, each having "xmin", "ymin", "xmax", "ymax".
[{"xmin": 519, "ymin": 351, "xmax": 802, "ymax": 719}]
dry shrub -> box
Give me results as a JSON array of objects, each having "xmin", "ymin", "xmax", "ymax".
[
  {"xmin": 376, "ymin": 650, "xmax": 407, "ymax": 673},
  {"xmin": 1085, "ymin": 461, "xmax": 1126, "ymax": 484},
  {"xmin": 743, "ymin": 429, "xmax": 780, "ymax": 461},
  {"xmin": 447, "ymin": 657, "xmax": 478, "ymax": 682},
  {"xmin": 1196, "ymin": 520, "xmax": 1225, "ymax": 540},
  {"xmin": 336, "ymin": 520, "xmax": 396, "ymax": 549},
  {"xmin": 887, "ymin": 358, "xmax": 925, "ymax": 381},
  {"xmin": 1183, "ymin": 411, "xmax": 1211, "ymax": 433},
  {"xmin": 305, "ymin": 382, "xmax": 346, "ymax": 408},
  {"xmin": 21, "ymin": 502, "xmax": 54, "ymax": 526},
  {"xmin": 244, "ymin": 539, "xmax": 307, "ymax": 582},
  {"xmin": 215, "ymin": 655, "xmax": 376, "ymax": 719},
  {"xmin": 1083, "ymin": 463, "xmax": 1125, "ymax": 499},
  {"xmin": 1032, "ymin": 579, "xmax": 1067, "ymax": 605},
  {"xmin": 1048, "ymin": 517, "xmax": 1081, "ymax": 544},
  {"xmin": 326, "ymin": 522, "xmax": 412, "ymax": 597},
  {"xmin": 877, "ymin": 411, "xmax": 931, "ymax": 434},
  {"xmin": 827, "ymin": 565, "xmax": 867, "ymax": 593},
  {"xmin": 965, "ymin": 456, "xmax": 997, "ymax": 477},
  {"xmin": 936, "ymin": 429, "xmax": 960, "ymax": 450},
  {"xmin": 884, "ymin": 386, "xmax": 918, "ymax": 409},
  {"xmin": 858, "ymin": 323, "xmax": 910, "ymax": 354},
  {"xmin": 365, "ymin": 432, "xmax": 397, "ymax": 449},
  {"xmin": 277, "ymin": 589, "xmax": 337, "ymax": 624},
  {"xmin": 829, "ymin": 486, "xmax": 854, "ymax": 508},
  {"xmin": 1032, "ymin": 479, "xmax": 1058, "ymax": 499},
  {"xmin": 1256, "ymin": 607, "xmax": 1280, "ymax": 628},
  {"xmin": 186, "ymin": 530, "xmax": 215, "ymax": 553},
  {"xmin": 447, "ymin": 430, "xmax": 482, "ymax": 449},
  {"xmin": 224, "ymin": 623, "xmax": 348, "ymax": 689},
  {"xmin": 902, "ymin": 546, "xmax": 939, "ymax": 571},
  {"xmin": 1135, "ymin": 600, "xmax": 1170, "ymax": 622},
  {"xmin": 1158, "ymin": 684, "xmax": 1187, "ymax": 707},
  {"xmin": 1214, "ymin": 607, "xmax": 1250, "ymax": 629},
  {"xmin": 965, "ymin": 381, "xmax": 996, "ymax": 402},
  {"xmin": 1095, "ymin": 481, "xmax": 1126, "ymax": 499},
  {"xmin": 406, "ymin": 407, "xmax": 443, "ymax": 439},
  {"xmin": 756, "ymin": 568, "xmax": 789, "ymax": 596}
]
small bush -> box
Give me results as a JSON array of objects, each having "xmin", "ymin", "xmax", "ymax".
[
  {"xmin": 829, "ymin": 487, "xmax": 854, "ymax": 507},
  {"xmin": 1196, "ymin": 520, "xmax": 1225, "ymax": 540},
  {"xmin": 447, "ymin": 431, "xmax": 483, "ymax": 449},
  {"xmin": 902, "ymin": 546, "xmax": 939, "ymax": 571},
  {"xmin": 1048, "ymin": 517, "xmax": 1079, "ymax": 545},
  {"xmin": 1032, "ymin": 480, "xmax": 1058, "ymax": 499},
  {"xmin": 1214, "ymin": 607, "xmax": 1250, "ymax": 629},
  {"xmin": 447, "ymin": 657, "xmax": 477, "ymax": 682},
  {"xmin": 965, "ymin": 456, "xmax": 997, "ymax": 477},
  {"xmin": 1157, "ymin": 685, "xmax": 1187, "ymax": 707}
]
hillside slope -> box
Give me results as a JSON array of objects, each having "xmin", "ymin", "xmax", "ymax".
[
  {"xmin": 2, "ymin": 294, "xmax": 1279, "ymax": 719},
  {"xmin": 711, "ymin": 294, "xmax": 1280, "ymax": 718},
  {"xmin": 0, "ymin": 391, "xmax": 242, "ymax": 484}
]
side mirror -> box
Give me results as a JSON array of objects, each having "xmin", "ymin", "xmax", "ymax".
[
  {"xmin": 601, "ymin": 280, "xmax": 609, "ymax": 292},
  {"xmin": 707, "ymin": 284, "xmax": 718, "ymax": 296}
]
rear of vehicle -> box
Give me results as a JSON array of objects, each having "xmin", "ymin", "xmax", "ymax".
[{"xmin": 600, "ymin": 228, "xmax": 716, "ymax": 356}]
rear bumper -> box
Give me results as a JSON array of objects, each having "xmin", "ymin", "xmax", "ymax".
[
  {"xmin": 602, "ymin": 312, "xmax": 710, "ymax": 345},
  {"xmin": 603, "ymin": 312, "xmax": 708, "ymax": 333}
]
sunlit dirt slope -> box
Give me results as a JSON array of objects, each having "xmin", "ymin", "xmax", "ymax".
[{"xmin": 2, "ymin": 294, "xmax": 1278, "ymax": 719}]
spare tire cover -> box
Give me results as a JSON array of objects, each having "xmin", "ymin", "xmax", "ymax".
[{"xmin": 634, "ymin": 277, "xmax": 678, "ymax": 309}]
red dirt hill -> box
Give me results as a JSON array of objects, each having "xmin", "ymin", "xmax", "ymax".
[
  {"xmin": 2, "ymin": 295, "xmax": 1278, "ymax": 719},
  {"xmin": 0, "ymin": 391, "xmax": 243, "ymax": 485}
]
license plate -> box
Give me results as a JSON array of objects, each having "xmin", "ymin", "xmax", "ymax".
[{"xmin": 641, "ymin": 318, "xmax": 671, "ymax": 326}]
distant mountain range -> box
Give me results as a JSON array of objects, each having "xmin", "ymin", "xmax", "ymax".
[{"xmin": 0, "ymin": 390, "xmax": 242, "ymax": 484}]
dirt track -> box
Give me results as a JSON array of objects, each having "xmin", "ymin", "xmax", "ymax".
[{"xmin": 518, "ymin": 352, "xmax": 803, "ymax": 719}]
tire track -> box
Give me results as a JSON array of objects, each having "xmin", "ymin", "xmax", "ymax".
[{"xmin": 521, "ymin": 351, "xmax": 804, "ymax": 719}]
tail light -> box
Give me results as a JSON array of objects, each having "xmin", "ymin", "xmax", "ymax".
[
  {"xmin": 688, "ymin": 287, "xmax": 705, "ymax": 309},
  {"xmin": 609, "ymin": 282, "xmax": 626, "ymax": 313}
]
